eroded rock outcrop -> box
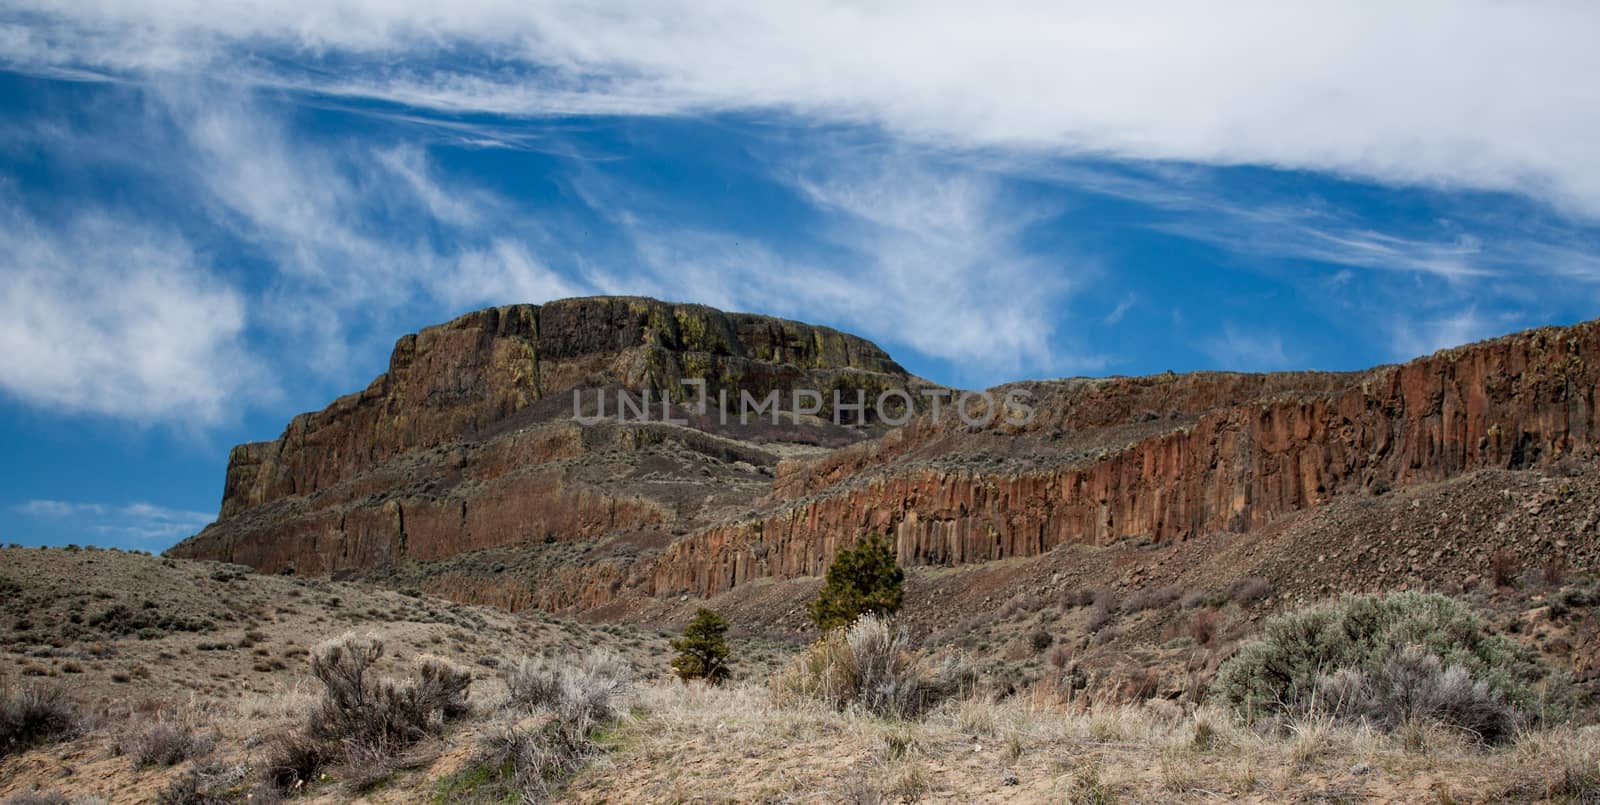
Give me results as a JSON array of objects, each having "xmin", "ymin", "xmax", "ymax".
[
  {"xmin": 171, "ymin": 296, "xmax": 922, "ymax": 577},
  {"xmin": 172, "ymin": 300, "xmax": 1600, "ymax": 616},
  {"xmin": 647, "ymin": 322, "xmax": 1599, "ymax": 598}
]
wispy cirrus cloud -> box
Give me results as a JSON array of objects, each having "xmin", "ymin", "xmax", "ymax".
[
  {"xmin": 12, "ymin": 499, "xmax": 213, "ymax": 542},
  {"xmin": 1389, "ymin": 307, "xmax": 1519, "ymax": 359},
  {"xmin": 2, "ymin": 2, "xmax": 1600, "ymax": 424},
  {"xmin": 1201, "ymin": 324, "xmax": 1295, "ymax": 372},
  {"xmin": 0, "ymin": 77, "xmax": 604, "ymax": 424},
  {"xmin": 566, "ymin": 152, "xmax": 1106, "ymax": 385},
  {"xmin": 5, "ymin": 2, "xmax": 1600, "ymax": 217}
]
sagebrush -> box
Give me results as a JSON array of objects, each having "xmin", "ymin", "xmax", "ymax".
[
  {"xmin": 458, "ymin": 648, "xmax": 636, "ymax": 801},
  {"xmin": 265, "ymin": 634, "xmax": 471, "ymax": 792},
  {"xmin": 1212, "ymin": 592, "xmax": 1564, "ymax": 742},
  {"xmin": 772, "ymin": 614, "xmax": 972, "ymax": 719},
  {"xmin": 120, "ymin": 713, "xmax": 217, "ymax": 768},
  {"xmin": 0, "ymin": 681, "xmax": 77, "ymax": 758}
]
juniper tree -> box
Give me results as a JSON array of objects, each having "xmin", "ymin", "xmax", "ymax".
[
  {"xmin": 670, "ymin": 608, "xmax": 732, "ymax": 684},
  {"xmin": 809, "ymin": 533, "xmax": 904, "ymax": 631}
]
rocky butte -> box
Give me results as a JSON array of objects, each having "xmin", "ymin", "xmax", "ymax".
[{"xmin": 170, "ymin": 297, "xmax": 1600, "ymax": 614}]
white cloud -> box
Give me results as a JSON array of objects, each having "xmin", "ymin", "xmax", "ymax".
[
  {"xmin": 431, "ymin": 239, "xmax": 590, "ymax": 310},
  {"xmin": 782, "ymin": 162, "xmax": 1076, "ymax": 373},
  {"xmin": 1103, "ymin": 295, "xmax": 1136, "ymax": 325},
  {"xmin": 6, "ymin": 2, "xmax": 1600, "ymax": 216},
  {"xmin": 4, "ymin": 3, "xmax": 1598, "ymax": 412},
  {"xmin": 156, "ymin": 86, "xmax": 585, "ymax": 381},
  {"xmin": 1153, "ymin": 204, "xmax": 1495, "ymax": 282},
  {"xmin": 0, "ymin": 207, "xmax": 262, "ymax": 424},
  {"xmin": 12, "ymin": 499, "xmax": 214, "ymax": 542},
  {"xmin": 1201, "ymin": 324, "xmax": 1294, "ymax": 371},
  {"xmin": 574, "ymin": 155, "xmax": 1105, "ymax": 384},
  {"xmin": 1389, "ymin": 307, "xmax": 1510, "ymax": 359},
  {"xmin": 0, "ymin": 83, "xmax": 590, "ymax": 423}
]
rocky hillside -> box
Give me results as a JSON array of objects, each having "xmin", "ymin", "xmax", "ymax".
[
  {"xmin": 170, "ymin": 297, "xmax": 927, "ymax": 592},
  {"xmin": 171, "ymin": 299, "xmax": 1600, "ymax": 617},
  {"xmin": 653, "ymin": 321, "xmax": 1599, "ymax": 598}
]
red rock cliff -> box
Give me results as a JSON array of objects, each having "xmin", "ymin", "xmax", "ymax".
[
  {"xmin": 643, "ymin": 322, "xmax": 1599, "ymax": 598},
  {"xmin": 173, "ymin": 302, "xmax": 1600, "ymax": 616},
  {"xmin": 171, "ymin": 297, "xmax": 922, "ymax": 579}
]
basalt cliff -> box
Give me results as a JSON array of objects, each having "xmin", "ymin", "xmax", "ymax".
[{"xmin": 170, "ymin": 298, "xmax": 1600, "ymax": 615}]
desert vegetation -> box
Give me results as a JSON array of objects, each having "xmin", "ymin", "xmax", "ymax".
[
  {"xmin": 4, "ymin": 536, "xmax": 1600, "ymax": 802},
  {"xmin": 264, "ymin": 633, "xmax": 473, "ymax": 794},
  {"xmin": 1, "ymin": 682, "xmax": 78, "ymax": 759},
  {"xmin": 437, "ymin": 648, "xmax": 634, "ymax": 801},
  {"xmin": 669, "ymin": 608, "xmax": 731, "ymax": 684},
  {"xmin": 1213, "ymin": 592, "xmax": 1567, "ymax": 744},
  {"xmin": 771, "ymin": 614, "xmax": 973, "ymax": 719},
  {"xmin": 808, "ymin": 533, "xmax": 905, "ymax": 631}
]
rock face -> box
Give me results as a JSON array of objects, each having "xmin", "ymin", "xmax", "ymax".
[
  {"xmin": 648, "ymin": 322, "xmax": 1600, "ymax": 598},
  {"xmin": 171, "ymin": 296, "xmax": 922, "ymax": 581},
  {"xmin": 171, "ymin": 300, "xmax": 1600, "ymax": 615},
  {"xmin": 215, "ymin": 298, "xmax": 909, "ymax": 519}
]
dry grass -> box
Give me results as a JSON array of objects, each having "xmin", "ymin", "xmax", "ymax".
[
  {"xmin": 769, "ymin": 615, "xmax": 972, "ymax": 719},
  {"xmin": 262, "ymin": 634, "xmax": 473, "ymax": 794},
  {"xmin": 568, "ymin": 677, "xmax": 1600, "ymax": 803},
  {"xmin": 3, "ymin": 548, "xmax": 1599, "ymax": 802},
  {"xmin": 0, "ymin": 547, "xmax": 676, "ymax": 804}
]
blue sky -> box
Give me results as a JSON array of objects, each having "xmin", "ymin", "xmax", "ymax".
[{"xmin": 3, "ymin": 2, "xmax": 1600, "ymax": 550}]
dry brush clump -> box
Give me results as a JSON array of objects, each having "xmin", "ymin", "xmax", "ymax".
[
  {"xmin": 0, "ymin": 680, "xmax": 79, "ymax": 758},
  {"xmin": 771, "ymin": 614, "xmax": 973, "ymax": 719},
  {"xmin": 263, "ymin": 633, "xmax": 471, "ymax": 793},
  {"xmin": 118, "ymin": 712, "xmax": 217, "ymax": 768},
  {"xmin": 1122, "ymin": 585, "xmax": 1181, "ymax": 614},
  {"xmin": 1188, "ymin": 608, "xmax": 1224, "ymax": 646},
  {"xmin": 502, "ymin": 648, "xmax": 633, "ymax": 723},
  {"xmin": 445, "ymin": 649, "xmax": 636, "ymax": 802},
  {"xmin": 1222, "ymin": 576, "xmax": 1272, "ymax": 606},
  {"xmin": 1213, "ymin": 592, "xmax": 1566, "ymax": 743},
  {"xmin": 1491, "ymin": 549, "xmax": 1521, "ymax": 588},
  {"xmin": 155, "ymin": 761, "xmax": 255, "ymax": 805},
  {"xmin": 3, "ymin": 794, "xmax": 85, "ymax": 805}
]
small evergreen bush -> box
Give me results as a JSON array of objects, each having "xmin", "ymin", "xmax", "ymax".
[
  {"xmin": 671, "ymin": 608, "xmax": 732, "ymax": 684},
  {"xmin": 809, "ymin": 533, "xmax": 904, "ymax": 631}
]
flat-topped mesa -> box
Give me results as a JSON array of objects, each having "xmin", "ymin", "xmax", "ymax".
[{"xmin": 216, "ymin": 296, "xmax": 913, "ymax": 520}]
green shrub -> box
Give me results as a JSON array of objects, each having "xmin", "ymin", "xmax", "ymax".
[
  {"xmin": 670, "ymin": 609, "xmax": 731, "ymax": 684},
  {"xmin": 87, "ymin": 604, "xmax": 213, "ymax": 637},
  {"xmin": 809, "ymin": 533, "xmax": 904, "ymax": 631},
  {"xmin": 1212, "ymin": 592, "xmax": 1564, "ymax": 743}
]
